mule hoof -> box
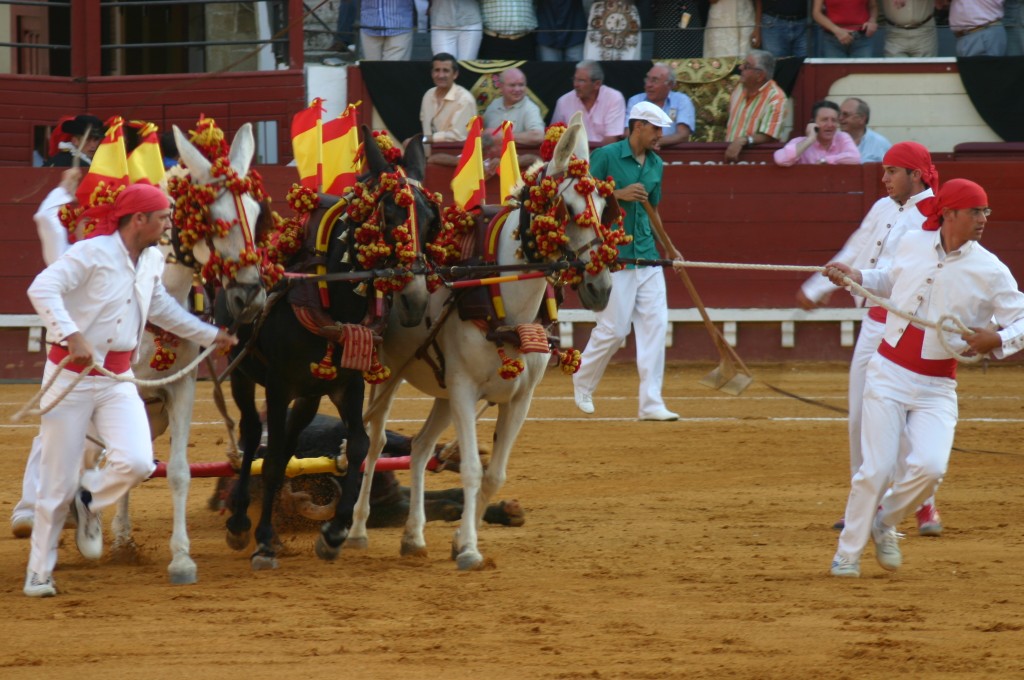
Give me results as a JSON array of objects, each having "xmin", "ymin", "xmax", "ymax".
[
  {"xmin": 455, "ymin": 550, "xmax": 484, "ymax": 571},
  {"xmin": 344, "ymin": 535, "xmax": 369, "ymax": 550},
  {"xmin": 315, "ymin": 535, "xmax": 340, "ymax": 561},
  {"xmin": 226, "ymin": 530, "xmax": 249, "ymax": 551},
  {"xmin": 168, "ymin": 556, "xmax": 198, "ymax": 585},
  {"xmin": 400, "ymin": 540, "xmax": 427, "ymax": 558},
  {"xmin": 250, "ymin": 552, "xmax": 279, "ymax": 571}
]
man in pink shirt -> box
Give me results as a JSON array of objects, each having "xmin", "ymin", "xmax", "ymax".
[
  {"xmin": 774, "ymin": 100, "xmax": 861, "ymax": 166},
  {"xmin": 550, "ymin": 59, "xmax": 626, "ymax": 145}
]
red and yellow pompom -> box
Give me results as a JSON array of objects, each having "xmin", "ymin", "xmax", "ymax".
[
  {"xmin": 556, "ymin": 348, "xmax": 582, "ymax": 375},
  {"xmin": 497, "ymin": 348, "xmax": 525, "ymax": 380},
  {"xmin": 310, "ymin": 343, "xmax": 338, "ymax": 380},
  {"xmin": 363, "ymin": 350, "xmax": 392, "ymax": 384}
]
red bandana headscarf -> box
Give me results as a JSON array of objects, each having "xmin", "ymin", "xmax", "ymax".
[
  {"xmin": 921, "ymin": 178, "xmax": 988, "ymax": 231},
  {"xmin": 84, "ymin": 183, "xmax": 171, "ymax": 238},
  {"xmin": 882, "ymin": 141, "xmax": 939, "ymax": 190}
]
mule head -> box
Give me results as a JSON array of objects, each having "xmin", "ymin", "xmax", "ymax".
[{"xmin": 173, "ymin": 123, "xmax": 267, "ymax": 324}]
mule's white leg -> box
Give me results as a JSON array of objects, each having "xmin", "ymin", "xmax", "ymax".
[
  {"xmin": 401, "ymin": 399, "xmax": 451, "ymax": 557},
  {"xmin": 110, "ymin": 492, "xmax": 135, "ymax": 554},
  {"xmin": 165, "ymin": 377, "xmax": 198, "ymax": 584},
  {"xmin": 445, "ymin": 385, "xmax": 486, "ymax": 570},
  {"xmin": 479, "ymin": 384, "xmax": 537, "ymax": 527},
  {"xmin": 348, "ymin": 379, "xmax": 402, "ymax": 549}
]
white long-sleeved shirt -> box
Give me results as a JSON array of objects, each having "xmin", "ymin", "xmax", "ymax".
[
  {"xmin": 34, "ymin": 185, "xmax": 73, "ymax": 266},
  {"xmin": 802, "ymin": 188, "xmax": 934, "ymax": 306},
  {"xmin": 28, "ymin": 231, "xmax": 219, "ymax": 365},
  {"xmin": 860, "ymin": 229, "xmax": 1024, "ymax": 360}
]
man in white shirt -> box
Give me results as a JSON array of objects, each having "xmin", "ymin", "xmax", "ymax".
[
  {"xmin": 824, "ymin": 178, "xmax": 1024, "ymax": 577},
  {"xmin": 482, "ymin": 67, "xmax": 545, "ymax": 145},
  {"xmin": 420, "ymin": 52, "xmax": 478, "ymax": 144}
]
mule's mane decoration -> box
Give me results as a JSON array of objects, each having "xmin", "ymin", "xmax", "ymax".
[
  {"xmin": 539, "ymin": 123, "xmax": 567, "ymax": 163},
  {"xmin": 424, "ymin": 204, "xmax": 476, "ymax": 291}
]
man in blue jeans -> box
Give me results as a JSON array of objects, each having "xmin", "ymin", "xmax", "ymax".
[
  {"xmin": 754, "ymin": 0, "xmax": 811, "ymax": 57},
  {"xmin": 813, "ymin": 0, "xmax": 879, "ymax": 57}
]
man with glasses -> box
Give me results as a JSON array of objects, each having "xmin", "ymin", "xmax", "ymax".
[
  {"xmin": 724, "ymin": 49, "xmax": 787, "ymax": 163},
  {"xmin": 551, "ymin": 59, "xmax": 626, "ymax": 146},
  {"xmin": 625, "ymin": 63, "xmax": 696, "ymax": 147},
  {"xmin": 839, "ymin": 97, "xmax": 892, "ymax": 163},
  {"xmin": 823, "ymin": 178, "xmax": 1024, "ymax": 577}
]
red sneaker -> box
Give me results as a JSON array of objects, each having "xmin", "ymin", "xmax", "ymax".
[{"xmin": 916, "ymin": 504, "xmax": 943, "ymax": 537}]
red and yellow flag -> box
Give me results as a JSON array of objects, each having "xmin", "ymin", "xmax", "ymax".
[
  {"xmin": 451, "ymin": 116, "xmax": 485, "ymax": 210},
  {"xmin": 322, "ymin": 102, "xmax": 361, "ymax": 195},
  {"xmin": 127, "ymin": 121, "xmax": 165, "ymax": 186},
  {"xmin": 497, "ymin": 121, "xmax": 519, "ymax": 204},
  {"xmin": 76, "ymin": 116, "xmax": 129, "ymax": 207},
  {"xmin": 291, "ymin": 98, "xmax": 323, "ymax": 190}
]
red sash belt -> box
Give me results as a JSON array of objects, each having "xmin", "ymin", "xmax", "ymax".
[
  {"xmin": 48, "ymin": 345, "xmax": 133, "ymax": 376},
  {"xmin": 867, "ymin": 306, "xmax": 887, "ymax": 323},
  {"xmin": 877, "ymin": 324, "xmax": 957, "ymax": 379}
]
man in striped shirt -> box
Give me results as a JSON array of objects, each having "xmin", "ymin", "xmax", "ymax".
[{"xmin": 724, "ymin": 49, "xmax": 787, "ymax": 163}]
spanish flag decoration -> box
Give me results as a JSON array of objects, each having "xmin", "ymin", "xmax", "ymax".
[
  {"xmin": 322, "ymin": 101, "xmax": 361, "ymax": 195},
  {"xmin": 127, "ymin": 121, "xmax": 166, "ymax": 186},
  {"xmin": 450, "ymin": 115, "xmax": 486, "ymax": 210},
  {"xmin": 75, "ymin": 116, "xmax": 129, "ymax": 207},
  {"xmin": 291, "ymin": 98, "xmax": 323, "ymax": 190},
  {"xmin": 497, "ymin": 121, "xmax": 519, "ymax": 204}
]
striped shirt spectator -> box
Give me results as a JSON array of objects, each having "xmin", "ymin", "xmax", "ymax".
[{"xmin": 724, "ymin": 49, "xmax": 787, "ymax": 163}]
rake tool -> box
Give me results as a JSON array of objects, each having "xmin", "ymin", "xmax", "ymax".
[{"xmin": 639, "ymin": 201, "xmax": 753, "ymax": 395}]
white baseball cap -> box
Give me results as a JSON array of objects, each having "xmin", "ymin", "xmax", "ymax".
[{"xmin": 628, "ymin": 101, "xmax": 674, "ymax": 127}]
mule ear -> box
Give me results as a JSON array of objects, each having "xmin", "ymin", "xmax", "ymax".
[
  {"xmin": 547, "ymin": 119, "xmax": 581, "ymax": 177},
  {"xmin": 229, "ymin": 122, "xmax": 255, "ymax": 177},
  {"xmin": 363, "ymin": 125, "xmax": 390, "ymax": 176},
  {"xmin": 174, "ymin": 124, "xmax": 212, "ymax": 182},
  {"xmin": 402, "ymin": 135, "xmax": 426, "ymax": 182},
  {"xmin": 569, "ymin": 111, "xmax": 590, "ymax": 162}
]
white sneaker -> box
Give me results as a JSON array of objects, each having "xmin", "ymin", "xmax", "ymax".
[
  {"xmin": 24, "ymin": 570, "xmax": 57, "ymax": 597},
  {"xmin": 830, "ymin": 554, "xmax": 860, "ymax": 577},
  {"xmin": 872, "ymin": 519, "xmax": 903, "ymax": 572},
  {"xmin": 11, "ymin": 515, "xmax": 33, "ymax": 539},
  {"xmin": 640, "ymin": 408, "xmax": 679, "ymax": 421},
  {"xmin": 74, "ymin": 491, "xmax": 103, "ymax": 560},
  {"xmin": 574, "ymin": 388, "xmax": 595, "ymax": 414}
]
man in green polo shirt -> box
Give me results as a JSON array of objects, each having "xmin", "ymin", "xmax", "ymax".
[{"xmin": 573, "ymin": 101, "xmax": 684, "ymax": 421}]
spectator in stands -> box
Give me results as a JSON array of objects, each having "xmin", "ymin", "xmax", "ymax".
[
  {"xmin": 44, "ymin": 115, "xmax": 104, "ymax": 168},
  {"xmin": 330, "ymin": 0, "xmax": 358, "ymax": 54},
  {"xmin": 483, "ymin": 68, "xmax": 545, "ymax": 145},
  {"xmin": 724, "ymin": 50, "xmax": 787, "ymax": 163},
  {"xmin": 420, "ymin": 53, "xmax": 477, "ymax": 144},
  {"xmin": 881, "ymin": 0, "xmax": 938, "ymax": 57},
  {"xmin": 705, "ymin": 0, "xmax": 757, "ymax": 57},
  {"xmin": 478, "ymin": 0, "xmax": 537, "ymax": 60},
  {"xmin": 1007, "ymin": 0, "xmax": 1024, "ymax": 54},
  {"xmin": 753, "ymin": 0, "xmax": 811, "ymax": 56},
  {"xmin": 625, "ymin": 62, "xmax": 696, "ymax": 147},
  {"xmin": 360, "ymin": 0, "xmax": 415, "ymax": 61},
  {"xmin": 839, "ymin": 97, "xmax": 892, "ymax": 163},
  {"xmin": 551, "ymin": 60, "xmax": 626, "ymax": 146},
  {"xmin": 429, "ymin": 0, "xmax": 483, "ymax": 60},
  {"xmin": 774, "ymin": 100, "xmax": 861, "ymax": 166},
  {"xmin": 536, "ymin": 0, "xmax": 588, "ymax": 61},
  {"xmin": 812, "ymin": 0, "xmax": 879, "ymax": 57},
  {"xmin": 940, "ymin": 0, "xmax": 1007, "ymax": 55},
  {"xmin": 159, "ymin": 131, "xmax": 180, "ymax": 170}
]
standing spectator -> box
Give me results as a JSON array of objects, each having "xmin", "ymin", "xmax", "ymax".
[
  {"xmin": 941, "ymin": 0, "xmax": 1007, "ymax": 56},
  {"xmin": 753, "ymin": 0, "xmax": 811, "ymax": 57},
  {"xmin": 420, "ymin": 52, "xmax": 478, "ymax": 144},
  {"xmin": 483, "ymin": 68, "xmax": 545, "ymax": 145},
  {"xmin": 881, "ymin": 0, "xmax": 938, "ymax": 57},
  {"xmin": 573, "ymin": 102, "xmax": 683, "ymax": 422},
  {"xmin": 812, "ymin": 0, "xmax": 879, "ymax": 57},
  {"xmin": 330, "ymin": 0, "xmax": 359, "ymax": 53},
  {"xmin": 360, "ymin": 0, "xmax": 415, "ymax": 60},
  {"xmin": 839, "ymin": 97, "xmax": 891, "ymax": 163},
  {"xmin": 478, "ymin": 0, "xmax": 537, "ymax": 60},
  {"xmin": 585, "ymin": 0, "xmax": 644, "ymax": 59},
  {"xmin": 774, "ymin": 100, "xmax": 861, "ymax": 166},
  {"xmin": 825, "ymin": 178, "xmax": 1024, "ymax": 577},
  {"xmin": 625, "ymin": 62, "xmax": 696, "ymax": 146},
  {"xmin": 429, "ymin": 0, "xmax": 483, "ymax": 60},
  {"xmin": 705, "ymin": 0, "xmax": 757, "ymax": 56},
  {"xmin": 723, "ymin": 49, "xmax": 787, "ymax": 162},
  {"xmin": 537, "ymin": 0, "xmax": 588, "ymax": 61},
  {"xmin": 1006, "ymin": 0, "xmax": 1024, "ymax": 54},
  {"xmin": 551, "ymin": 60, "xmax": 627, "ymax": 145},
  {"xmin": 44, "ymin": 115, "xmax": 104, "ymax": 168}
]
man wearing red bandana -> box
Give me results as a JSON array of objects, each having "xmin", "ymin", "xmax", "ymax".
[
  {"xmin": 823, "ymin": 178, "xmax": 1024, "ymax": 577},
  {"xmin": 798, "ymin": 141, "xmax": 945, "ymax": 537},
  {"xmin": 22, "ymin": 184, "xmax": 238, "ymax": 598}
]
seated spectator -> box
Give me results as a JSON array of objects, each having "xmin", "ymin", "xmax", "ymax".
[
  {"xmin": 839, "ymin": 97, "xmax": 892, "ymax": 163},
  {"xmin": 774, "ymin": 100, "xmax": 861, "ymax": 166},
  {"xmin": 44, "ymin": 114, "xmax": 104, "ymax": 168},
  {"xmin": 625, "ymin": 63, "xmax": 696, "ymax": 147},
  {"xmin": 550, "ymin": 60, "xmax": 626, "ymax": 146},
  {"xmin": 812, "ymin": 0, "xmax": 878, "ymax": 58},
  {"xmin": 536, "ymin": 0, "xmax": 587, "ymax": 61},
  {"xmin": 420, "ymin": 52, "xmax": 477, "ymax": 144},
  {"xmin": 478, "ymin": 0, "xmax": 537, "ymax": 60},
  {"xmin": 429, "ymin": 0, "xmax": 483, "ymax": 60},
  {"xmin": 483, "ymin": 68, "xmax": 545, "ymax": 145},
  {"xmin": 160, "ymin": 131, "xmax": 180, "ymax": 169},
  {"xmin": 724, "ymin": 50, "xmax": 787, "ymax": 163}
]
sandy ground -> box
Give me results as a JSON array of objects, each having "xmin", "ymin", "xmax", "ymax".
[{"xmin": 1, "ymin": 361, "xmax": 1024, "ymax": 680}]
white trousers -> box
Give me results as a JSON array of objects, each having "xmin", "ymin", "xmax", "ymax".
[
  {"xmin": 13, "ymin": 430, "xmax": 102, "ymax": 523},
  {"xmin": 28, "ymin": 362, "xmax": 156, "ymax": 578},
  {"xmin": 431, "ymin": 25, "xmax": 483, "ymax": 60},
  {"xmin": 836, "ymin": 355, "xmax": 956, "ymax": 561},
  {"xmin": 573, "ymin": 266, "xmax": 669, "ymax": 418}
]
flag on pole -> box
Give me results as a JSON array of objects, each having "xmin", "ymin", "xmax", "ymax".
[
  {"xmin": 291, "ymin": 98, "xmax": 324, "ymax": 190},
  {"xmin": 497, "ymin": 121, "xmax": 519, "ymax": 204},
  {"xmin": 76, "ymin": 116, "xmax": 129, "ymax": 207},
  {"xmin": 322, "ymin": 101, "xmax": 361, "ymax": 195},
  {"xmin": 127, "ymin": 121, "xmax": 166, "ymax": 186},
  {"xmin": 450, "ymin": 116, "xmax": 486, "ymax": 210}
]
